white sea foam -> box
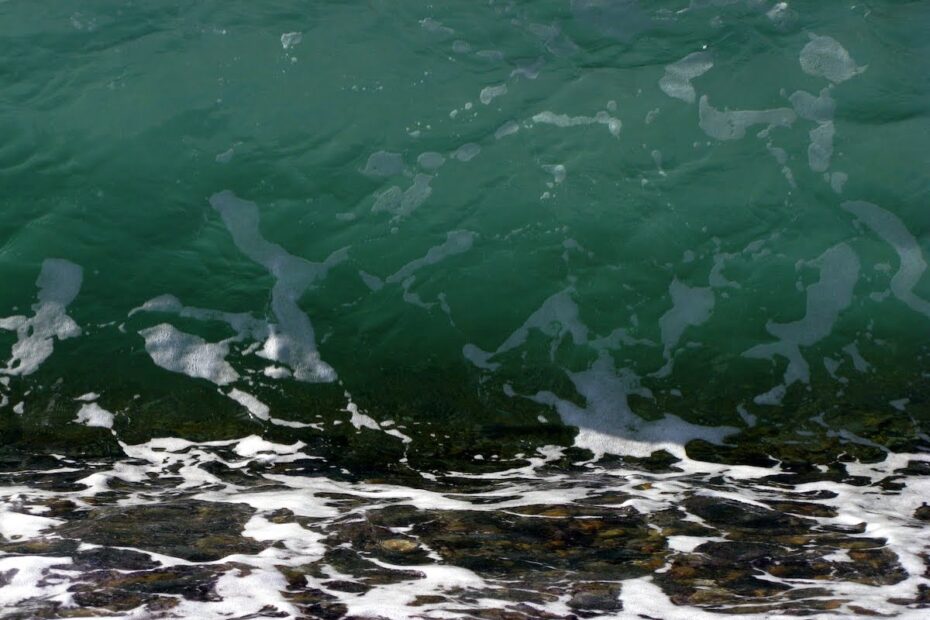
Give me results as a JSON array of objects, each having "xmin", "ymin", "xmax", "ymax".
[
  {"xmin": 744, "ymin": 243, "xmax": 859, "ymax": 403},
  {"xmin": 698, "ymin": 95, "xmax": 796, "ymax": 140},
  {"xmin": 131, "ymin": 294, "xmax": 268, "ymax": 341},
  {"xmin": 479, "ymin": 83, "xmax": 507, "ymax": 105},
  {"xmin": 800, "ymin": 34, "xmax": 866, "ymax": 84},
  {"xmin": 0, "ymin": 555, "xmax": 72, "ymax": 609},
  {"xmin": 74, "ymin": 402, "xmax": 115, "ymax": 429},
  {"xmin": 372, "ymin": 173, "xmax": 433, "ymax": 218},
  {"xmin": 419, "ymin": 17, "xmax": 453, "ymax": 35},
  {"xmin": 842, "ymin": 200, "xmax": 930, "ymax": 320},
  {"xmin": 494, "ymin": 120, "xmax": 520, "ymax": 139},
  {"xmin": 541, "ymin": 163, "xmax": 566, "ymax": 185},
  {"xmin": 655, "ymin": 279, "xmax": 714, "ymax": 377},
  {"xmin": 139, "ymin": 323, "xmax": 239, "ymax": 385},
  {"xmin": 210, "ymin": 190, "xmax": 347, "ymax": 382},
  {"xmin": 343, "ymin": 393, "xmax": 380, "ymax": 431},
  {"xmin": 131, "ymin": 294, "xmax": 332, "ymax": 411},
  {"xmin": 510, "ymin": 57, "xmax": 544, "ymax": 80},
  {"xmin": 452, "ymin": 142, "xmax": 480, "ymax": 162},
  {"xmin": 416, "ymin": 151, "xmax": 445, "ymax": 170},
  {"xmin": 385, "ymin": 231, "xmax": 475, "ymax": 285},
  {"xmin": 362, "ymin": 150, "xmax": 405, "ymax": 177},
  {"xmin": 461, "ymin": 285, "xmax": 729, "ymax": 458},
  {"xmin": 532, "ymin": 109, "xmax": 621, "ymax": 137},
  {"xmin": 228, "ymin": 388, "xmax": 271, "ymax": 421},
  {"xmin": 659, "ymin": 51, "xmax": 713, "ymax": 104},
  {"xmin": 463, "ymin": 287, "xmax": 588, "ymax": 369},
  {"xmin": 808, "ymin": 120, "xmax": 835, "ymax": 172},
  {"xmin": 280, "ymin": 31, "xmax": 301, "ymax": 50},
  {"xmin": 789, "ymin": 88, "xmax": 835, "ymax": 122},
  {"xmin": 215, "ymin": 146, "xmax": 234, "ymax": 163},
  {"xmin": 0, "ymin": 259, "xmax": 83, "ymax": 376},
  {"xmin": 528, "ymin": 351, "xmax": 734, "ymax": 459},
  {"xmin": 3, "ymin": 431, "xmax": 930, "ymax": 618},
  {"xmin": 371, "ymin": 230, "xmax": 476, "ymax": 310},
  {"xmin": 0, "ymin": 501, "xmax": 62, "ymax": 540},
  {"xmin": 359, "ymin": 270, "xmax": 384, "ymax": 291},
  {"xmin": 262, "ymin": 365, "xmax": 292, "ymax": 379}
]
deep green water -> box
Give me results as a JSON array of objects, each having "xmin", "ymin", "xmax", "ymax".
[
  {"xmin": 5, "ymin": 3, "xmax": 930, "ymax": 618},
  {"xmin": 1, "ymin": 0, "xmax": 929, "ymax": 464}
]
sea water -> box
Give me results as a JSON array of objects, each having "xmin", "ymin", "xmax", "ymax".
[{"xmin": 1, "ymin": 1, "xmax": 929, "ymax": 617}]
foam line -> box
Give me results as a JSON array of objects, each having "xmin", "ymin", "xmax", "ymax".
[
  {"xmin": 698, "ymin": 95, "xmax": 796, "ymax": 140},
  {"xmin": 659, "ymin": 51, "xmax": 713, "ymax": 104},
  {"xmin": 842, "ymin": 200, "xmax": 930, "ymax": 319},
  {"xmin": 210, "ymin": 191, "xmax": 348, "ymax": 382},
  {"xmin": 800, "ymin": 34, "xmax": 866, "ymax": 84},
  {"xmin": 75, "ymin": 402, "xmax": 115, "ymax": 429},
  {"xmin": 531, "ymin": 110, "xmax": 621, "ymax": 137},
  {"xmin": 139, "ymin": 323, "xmax": 239, "ymax": 385},
  {"xmin": 385, "ymin": 230, "xmax": 475, "ymax": 285},
  {"xmin": 654, "ymin": 278, "xmax": 714, "ymax": 377},
  {"xmin": 0, "ymin": 259, "xmax": 83, "ymax": 376},
  {"xmin": 744, "ymin": 243, "xmax": 859, "ymax": 403}
]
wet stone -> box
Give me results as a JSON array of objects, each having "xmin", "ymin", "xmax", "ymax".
[
  {"xmin": 0, "ymin": 537, "xmax": 79, "ymax": 556},
  {"xmin": 1, "ymin": 417, "xmax": 929, "ymax": 618},
  {"xmin": 324, "ymin": 518, "xmax": 431, "ymax": 566},
  {"xmin": 834, "ymin": 547, "xmax": 908, "ymax": 585},
  {"xmin": 694, "ymin": 541, "xmax": 782, "ymax": 563},
  {"xmin": 567, "ymin": 582, "xmax": 622, "ymax": 615},
  {"xmin": 321, "ymin": 579, "xmax": 370, "ymax": 593},
  {"xmin": 461, "ymin": 602, "xmax": 576, "ymax": 619},
  {"xmin": 280, "ymin": 585, "xmax": 348, "ymax": 620},
  {"xmin": 379, "ymin": 537, "xmax": 420, "ymax": 554},
  {"xmin": 658, "ymin": 551, "xmax": 792, "ymax": 605},
  {"xmin": 896, "ymin": 460, "xmax": 930, "ymax": 476},
  {"xmin": 72, "ymin": 546, "xmax": 159, "ymax": 571},
  {"xmin": 915, "ymin": 503, "xmax": 930, "ymax": 522},
  {"xmin": 819, "ymin": 522, "xmax": 867, "ymax": 535},
  {"xmin": 403, "ymin": 506, "xmax": 664, "ymax": 581},
  {"xmin": 595, "ymin": 449, "xmax": 684, "ymax": 473},
  {"xmin": 56, "ymin": 499, "xmax": 266, "ymax": 561},
  {"xmin": 41, "ymin": 499, "xmax": 81, "ymax": 518},
  {"xmin": 876, "ymin": 475, "xmax": 907, "ymax": 491},
  {"xmin": 198, "ymin": 459, "xmax": 262, "ymax": 485},
  {"xmin": 761, "ymin": 499, "xmax": 838, "ymax": 518},
  {"xmin": 889, "ymin": 583, "xmax": 930, "ymax": 606},
  {"xmin": 69, "ymin": 564, "xmax": 227, "ymax": 604},
  {"xmin": 682, "ymin": 496, "xmax": 814, "ymax": 534},
  {"xmin": 314, "ymin": 547, "xmax": 426, "ymax": 585},
  {"xmin": 648, "ymin": 507, "xmax": 718, "ymax": 538}
]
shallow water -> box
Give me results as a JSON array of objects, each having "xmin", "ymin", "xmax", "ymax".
[{"xmin": 1, "ymin": 1, "xmax": 930, "ymax": 617}]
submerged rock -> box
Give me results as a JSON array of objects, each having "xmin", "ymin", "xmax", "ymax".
[{"xmin": 56, "ymin": 499, "xmax": 266, "ymax": 561}]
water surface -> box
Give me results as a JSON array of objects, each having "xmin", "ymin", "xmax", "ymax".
[{"xmin": 1, "ymin": 1, "xmax": 930, "ymax": 617}]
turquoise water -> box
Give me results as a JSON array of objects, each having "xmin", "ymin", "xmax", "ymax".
[
  {"xmin": 2, "ymin": 2, "xmax": 930, "ymax": 617},
  {"xmin": 2, "ymin": 1, "xmax": 928, "ymax": 453}
]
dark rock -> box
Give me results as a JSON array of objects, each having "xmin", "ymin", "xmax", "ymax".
[
  {"xmin": 56, "ymin": 499, "xmax": 266, "ymax": 561},
  {"xmin": 915, "ymin": 504, "xmax": 930, "ymax": 522},
  {"xmin": 321, "ymin": 579, "xmax": 370, "ymax": 593},
  {"xmin": 73, "ymin": 546, "xmax": 159, "ymax": 571},
  {"xmin": 896, "ymin": 460, "xmax": 930, "ymax": 476},
  {"xmin": 568, "ymin": 582, "xmax": 622, "ymax": 613},
  {"xmin": 682, "ymin": 496, "xmax": 813, "ymax": 534},
  {"xmin": 69, "ymin": 565, "xmax": 226, "ymax": 603},
  {"xmin": 694, "ymin": 541, "xmax": 780, "ymax": 562}
]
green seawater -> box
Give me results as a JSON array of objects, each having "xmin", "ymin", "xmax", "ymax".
[{"xmin": 1, "ymin": 0, "xmax": 929, "ymax": 465}]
